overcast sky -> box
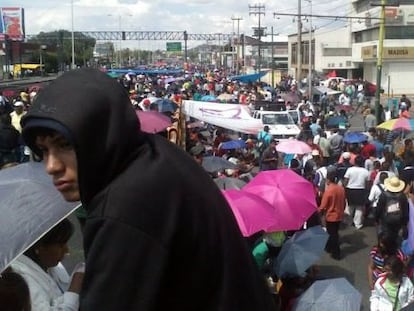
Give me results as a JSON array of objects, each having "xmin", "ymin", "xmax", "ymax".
[{"xmin": 2, "ymin": 0, "xmax": 349, "ymax": 49}]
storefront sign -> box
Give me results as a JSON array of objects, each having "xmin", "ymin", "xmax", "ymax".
[
  {"xmin": 361, "ymin": 46, "xmax": 376, "ymax": 59},
  {"xmin": 383, "ymin": 47, "xmax": 414, "ymax": 59}
]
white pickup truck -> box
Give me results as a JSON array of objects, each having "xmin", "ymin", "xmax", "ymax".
[{"xmin": 251, "ymin": 110, "xmax": 300, "ymax": 140}]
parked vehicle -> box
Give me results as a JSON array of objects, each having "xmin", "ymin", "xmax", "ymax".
[{"xmin": 251, "ymin": 110, "xmax": 300, "ymax": 140}]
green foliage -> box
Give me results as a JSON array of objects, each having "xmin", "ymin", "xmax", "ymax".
[{"xmin": 27, "ymin": 30, "xmax": 96, "ymax": 69}]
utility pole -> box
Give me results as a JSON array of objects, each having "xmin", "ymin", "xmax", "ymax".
[
  {"xmin": 231, "ymin": 16, "xmax": 243, "ymax": 75},
  {"xmin": 71, "ymin": 0, "xmax": 75, "ymax": 69},
  {"xmin": 271, "ymin": 26, "xmax": 275, "ymax": 87},
  {"xmin": 307, "ymin": 0, "xmax": 312, "ymax": 102},
  {"xmin": 371, "ymin": 0, "xmax": 399, "ymax": 124},
  {"xmin": 249, "ymin": 3, "xmax": 265, "ymax": 74},
  {"xmin": 297, "ymin": 0, "xmax": 302, "ymax": 85}
]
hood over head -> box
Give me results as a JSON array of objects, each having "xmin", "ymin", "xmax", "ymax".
[{"xmin": 22, "ymin": 68, "xmax": 145, "ymax": 204}]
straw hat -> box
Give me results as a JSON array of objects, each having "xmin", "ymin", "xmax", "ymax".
[{"xmin": 384, "ymin": 176, "xmax": 406, "ymax": 193}]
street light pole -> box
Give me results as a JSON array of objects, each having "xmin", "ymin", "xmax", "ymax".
[{"xmin": 71, "ymin": 0, "xmax": 75, "ymax": 69}]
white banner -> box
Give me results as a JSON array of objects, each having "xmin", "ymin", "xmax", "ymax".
[{"xmin": 182, "ymin": 100, "xmax": 263, "ymax": 134}]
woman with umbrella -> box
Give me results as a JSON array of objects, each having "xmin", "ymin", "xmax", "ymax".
[{"xmin": 10, "ymin": 218, "xmax": 84, "ymax": 311}]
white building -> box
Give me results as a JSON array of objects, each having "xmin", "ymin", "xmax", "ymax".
[
  {"xmin": 287, "ymin": 0, "xmax": 414, "ymax": 95},
  {"xmin": 351, "ymin": 0, "xmax": 414, "ymax": 94}
]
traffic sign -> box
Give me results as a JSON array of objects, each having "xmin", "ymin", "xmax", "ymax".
[{"xmin": 166, "ymin": 42, "xmax": 182, "ymax": 52}]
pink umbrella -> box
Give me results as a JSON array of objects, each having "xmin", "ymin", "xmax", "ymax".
[
  {"xmin": 243, "ymin": 169, "xmax": 317, "ymax": 230},
  {"xmin": 222, "ymin": 189, "xmax": 285, "ymax": 237},
  {"xmin": 136, "ymin": 110, "xmax": 172, "ymax": 134},
  {"xmin": 276, "ymin": 139, "xmax": 312, "ymax": 155}
]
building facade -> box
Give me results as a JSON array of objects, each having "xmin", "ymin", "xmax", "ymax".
[{"xmin": 287, "ymin": 0, "xmax": 414, "ymax": 94}]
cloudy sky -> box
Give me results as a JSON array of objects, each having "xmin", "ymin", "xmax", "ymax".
[{"xmin": 2, "ymin": 0, "xmax": 349, "ymax": 49}]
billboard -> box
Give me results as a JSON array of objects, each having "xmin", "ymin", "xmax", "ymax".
[{"xmin": 0, "ymin": 7, "xmax": 25, "ymax": 41}]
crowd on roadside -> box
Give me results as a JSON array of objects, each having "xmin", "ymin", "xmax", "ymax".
[{"xmin": 2, "ymin": 66, "xmax": 414, "ymax": 310}]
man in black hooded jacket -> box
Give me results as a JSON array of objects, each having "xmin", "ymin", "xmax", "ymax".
[{"xmin": 21, "ymin": 68, "xmax": 275, "ymax": 310}]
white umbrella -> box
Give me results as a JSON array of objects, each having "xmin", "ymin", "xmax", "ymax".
[
  {"xmin": 0, "ymin": 162, "xmax": 80, "ymax": 272},
  {"xmin": 293, "ymin": 278, "xmax": 362, "ymax": 311}
]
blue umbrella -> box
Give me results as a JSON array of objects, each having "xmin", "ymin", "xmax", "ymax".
[
  {"xmin": 326, "ymin": 115, "xmax": 347, "ymax": 128},
  {"xmin": 274, "ymin": 225, "xmax": 328, "ymax": 278},
  {"xmin": 151, "ymin": 99, "xmax": 178, "ymax": 113},
  {"xmin": 220, "ymin": 140, "xmax": 247, "ymax": 150},
  {"xmin": 202, "ymin": 156, "xmax": 237, "ymax": 173},
  {"xmin": 200, "ymin": 95, "xmax": 217, "ymax": 102},
  {"xmin": 343, "ymin": 132, "xmax": 368, "ymax": 144},
  {"xmin": 294, "ymin": 278, "xmax": 362, "ymax": 311}
]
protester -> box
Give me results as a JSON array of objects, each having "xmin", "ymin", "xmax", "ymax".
[
  {"xmin": 368, "ymin": 172, "xmax": 388, "ymax": 224},
  {"xmin": 318, "ymin": 169, "xmax": 346, "ymax": 260},
  {"xmin": 260, "ymin": 139, "xmax": 279, "ymax": 171},
  {"xmin": 370, "ymin": 255, "xmax": 414, "ymax": 310},
  {"xmin": 0, "ymin": 267, "xmax": 31, "ymax": 311},
  {"xmin": 343, "ymin": 155, "xmax": 370, "ymax": 229},
  {"xmin": 21, "ymin": 68, "xmax": 276, "ymax": 310},
  {"xmin": 368, "ymin": 231, "xmax": 407, "ymax": 291},
  {"xmin": 0, "ymin": 114, "xmax": 20, "ymax": 167},
  {"xmin": 10, "ymin": 218, "xmax": 84, "ymax": 310},
  {"xmin": 376, "ymin": 176, "xmax": 409, "ymax": 239}
]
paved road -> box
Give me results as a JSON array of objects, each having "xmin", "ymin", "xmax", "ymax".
[{"xmin": 62, "ymin": 107, "xmax": 377, "ymax": 310}]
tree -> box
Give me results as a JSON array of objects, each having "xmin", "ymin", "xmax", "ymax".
[{"xmin": 27, "ymin": 30, "xmax": 96, "ymax": 71}]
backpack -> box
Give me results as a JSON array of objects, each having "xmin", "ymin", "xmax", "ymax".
[{"xmin": 382, "ymin": 191, "xmax": 402, "ymax": 225}]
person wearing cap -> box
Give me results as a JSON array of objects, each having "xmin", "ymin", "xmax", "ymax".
[
  {"xmin": 20, "ymin": 68, "xmax": 276, "ymax": 311},
  {"xmin": 189, "ymin": 144, "xmax": 205, "ymax": 166},
  {"xmin": 376, "ymin": 176, "xmax": 409, "ymax": 239},
  {"xmin": 10, "ymin": 101, "xmax": 26, "ymax": 133},
  {"xmin": 10, "ymin": 100, "xmax": 28, "ymax": 163}
]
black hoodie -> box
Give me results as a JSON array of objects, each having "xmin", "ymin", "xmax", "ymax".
[{"xmin": 21, "ymin": 69, "xmax": 275, "ymax": 311}]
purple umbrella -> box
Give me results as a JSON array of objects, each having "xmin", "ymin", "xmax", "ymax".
[{"xmin": 135, "ymin": 110, "xmax": 172, "ymax": 134}]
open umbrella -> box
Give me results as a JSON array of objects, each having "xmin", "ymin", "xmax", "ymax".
[
  {"xmin": 293, "ymin": 278, "xmax": 362, "ymax": 311},
  {"xmin": 326, "ymin": 115, "xmax": 347, "ymax": 128},
  {"xmin": 276, "ymin": 139, "xmax": 312, "ymax": 155},
  {"xmin": 219, "ymin": 140, "xmax": 247, "ymax": 150},
  {"xmin": 336, "ymin": 104, "xmax": 353, "ymax": 112},
  {"xmin": 202, "ymin": 156, "xmax": 237, "ymax": 173},
  {"xmin": 0, "ymin": 162, "xmax": 80, "ymax": 272},
  {"xmin": 222, "ymin": 189, "xmax": 283, "ymax": 237},
  {"xmin": 151, "ymin": 98, "xmax": 178, "ymax": 113},
  {"xmin": 377, "ymin": 118, "xmax": 414, "ymax": 131},
  {"xmin": 214, "ymin": 177, "xmax": 246, "ymax": 190},
  {"xmin": 136, "ymin": 110, "xmax": 172, "ymax": 133},
  {"xmin": 343, "ymin": 131, "xmax": 368, "ymax": 144},
  {"xmin": 164, "ymin": 77, "xmax": 176, "ymax": 84},
  {"xmin": 274, "ymin": 225, "xmax": 328, "ymax": 278},
  {"xmin": 243, "ymin": 169, "xmax": 317, "ymax": 230},
  {"xmin": 280, "ymin": 92, "xmax": 301, "ymax": 104},
  {"xmin": 28, "ymin": 84, "xmax": 43, "ymax": 93}
]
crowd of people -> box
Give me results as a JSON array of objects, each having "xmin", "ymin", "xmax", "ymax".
[{"xmin": 1, "ymin": 66, "xmax": 414, "ymax": 310}]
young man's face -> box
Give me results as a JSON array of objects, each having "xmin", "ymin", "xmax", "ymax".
[{"xmin": 35, "ymin": 133, "xmax": 80, "ymax": 202}]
